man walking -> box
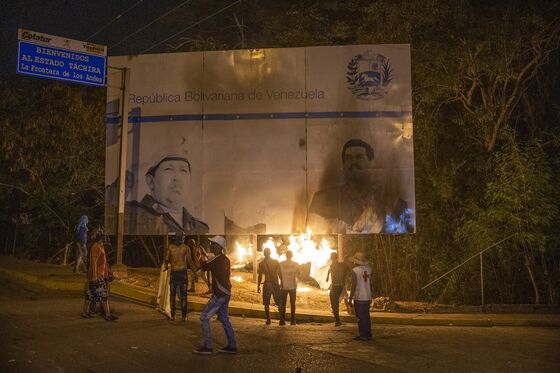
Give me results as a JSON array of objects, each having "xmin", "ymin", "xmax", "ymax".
[
  {"xmin": 194, "ymin": 236, "xmax": 237, "ymax": 355},
  {"xmin": 348, "ymin": 252, "xmax": 373, "ymax": 340},
  {"xmin": 166, "ymin": 233, "xmax": 193, "ymax": 321},
  {"xmin": 80, "ymin": 230, "xmax": 118, "ymax": 321},
  {"xmin": 74, "ymin": 215, "xmax": 88, "ymax": 273},
  {"xmin": 280, "ymin": 250, "xmax": 299, "ymax": 325},
  {"xmin": 257, "ymin": 247, "xmax": 285, "ymax": 325},
  {"xmin": 326, "ymin": 252, "xmax": 349, "ymax": 326}
]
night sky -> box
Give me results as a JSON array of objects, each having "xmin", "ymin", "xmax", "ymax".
[{"xmin": 1, "ymin": 0, "xmax": 202, "ymax": 78}]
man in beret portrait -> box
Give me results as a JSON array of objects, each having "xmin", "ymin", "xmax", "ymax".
[{"xmin": 126, "ymin": 154, "xmax": 209, "ymax": 235}]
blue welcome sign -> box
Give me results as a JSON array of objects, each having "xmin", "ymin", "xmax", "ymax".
[{"xmin": 17, "ymin": 29, "xmax": 107, "ymax": 87}]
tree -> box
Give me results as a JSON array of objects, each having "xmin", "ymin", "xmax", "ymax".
[{"xmin": 0, "ymin": 77, "xmax": 105, "ymax": 258}]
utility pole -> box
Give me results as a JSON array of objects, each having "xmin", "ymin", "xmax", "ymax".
[{"xmin": 111, "ymin": 66, "xmax": 130, "ymax": 279}]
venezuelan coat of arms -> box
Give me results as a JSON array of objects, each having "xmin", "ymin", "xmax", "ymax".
[{"xmin": 346, "ymin": 51, "xmax": 393, "ymax": 100}]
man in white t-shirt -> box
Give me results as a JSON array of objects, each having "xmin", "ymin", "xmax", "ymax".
[
  {"xmin": 349, "ymin": 251, "xmax": 373, "ymax": 341},
  {"xmin": 280, "ymin": 250, "xmax": 300, "ymax": 325}
]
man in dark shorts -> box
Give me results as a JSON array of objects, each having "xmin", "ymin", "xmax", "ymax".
[
  {"xmin": 326, "ymin": 252, "xmax": 349, "ymax": 326},
  {"xmin": 257, "ymin": 247, "xmax": 285, "ymax": 325}
]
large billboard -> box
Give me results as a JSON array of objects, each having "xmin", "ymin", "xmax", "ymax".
[{"xmin": 105, "ymin": 45, "xmax": 415, "ymax": 236}]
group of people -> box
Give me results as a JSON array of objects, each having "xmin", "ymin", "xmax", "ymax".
[
  {"xmin": 163, "ymin": 233, "xmax": 237, "ymax": 354},
  {"xmin": 76, "ymin": 213, "xmax": 373, "ymax": 354},
  {"xmin": 256, "ymin": 246, "xmax": 373, "ymax": 341}
]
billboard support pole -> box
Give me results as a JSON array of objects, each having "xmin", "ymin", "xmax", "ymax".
[
  {"xmin": 112, "ymin": 67, "xmax": 130, "ymax": 279},
  {"xmin": 252, "ymin": 234, "xmax": 258, "ymax": 282}
]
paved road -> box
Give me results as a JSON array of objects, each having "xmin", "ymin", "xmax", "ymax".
[{"xmin": 0, "ymin": 278, "xmax": 559, "ymax": 373}]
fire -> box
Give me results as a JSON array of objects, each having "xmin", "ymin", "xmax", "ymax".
[
  {"xmin": 233, "ymin": 227, "xmax": 335, "ymax": 290},
  {"xmin": 234, "ymin": 241, "xmax": 251, "ymax": 262},
  {"xmin": 232, "ymin": 275, "xmax": 244, "ymax": 283}
]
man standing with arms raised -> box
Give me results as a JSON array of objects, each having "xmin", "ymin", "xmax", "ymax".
[{"xmin": 194, "ymin": 236, "xmax": 237, "ymax": 355}]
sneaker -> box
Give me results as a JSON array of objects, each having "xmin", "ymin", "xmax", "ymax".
[
  {"xmin": 290, "ymin": 321, "xmax": 297, "ymax": 326},
  {"xmin": 181, "ymin": 316, "xmax": 187, "ymax": 322},
  {"xmin": 193, "ymin": 346, "xmax": 213, "ymax": 355},
  {"xmin": 265, "ymin": 319, "xmax": 271, "ymax": 325},
  {"xmin": 105, "ymin": 314, "xmax": 119, "ymax": 321},
  {"xmin": 335, "ymin": 321, "xmax": 342, "ymax": 327},
  {"xmin": 218, "ymin": 346, "xmax": 237, "ymax": 354},
  {"xmin": 279, "ymin": 320, "xmax": 286, "ymax": 326}
]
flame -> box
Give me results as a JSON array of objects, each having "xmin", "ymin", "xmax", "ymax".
[
  {"xmin": 384, "ymin": 208, "xmax": 415, "ymax": 234},
  {"xmin": 234, "ymin": 241, "xmax": 251, "ymax": 263},
  {"xmin": 232, "ymin": 275, "xmax": 244, "ymax": 283},
  {"xmin": 232, "ymin": 228, "xmax": 335, "ymax": 289}
]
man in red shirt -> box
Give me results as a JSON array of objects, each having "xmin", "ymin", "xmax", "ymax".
[
  {"xmin": 80, "ymin": 231, "xmax": 118, "ymax": 321},
  {"xmin": 193, "ymin": 236, "xmax": 237, "ymax": 355}
]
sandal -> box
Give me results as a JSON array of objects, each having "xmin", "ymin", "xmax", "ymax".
[{"xmin": 105, "ymin": 314, "xmax": 119, "ymax": 321}]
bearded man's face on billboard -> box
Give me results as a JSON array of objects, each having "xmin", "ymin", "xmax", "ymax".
[{"xmin": 343, "ymin": 146, "xmax": 372, "ymax": 184}]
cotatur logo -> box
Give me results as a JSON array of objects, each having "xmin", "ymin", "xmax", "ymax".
[
  {"xmin": 86, "ymin": 43, "xmax": 105, "ymax": 55},
  {"xmin": 21, "ymin": 30, "xmax": 52, "ymax": 43}
]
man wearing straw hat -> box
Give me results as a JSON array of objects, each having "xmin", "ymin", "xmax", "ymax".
[{"xmin": 348, "ymin": 251, "xmax": 373, "ymax": 341}]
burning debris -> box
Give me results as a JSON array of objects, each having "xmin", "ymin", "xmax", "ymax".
[{"xmin": 231, "ymin": 228, "xmax": 336, "ymax": 290}]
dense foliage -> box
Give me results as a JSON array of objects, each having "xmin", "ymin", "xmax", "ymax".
[{"xmin": 1, "ymin": 0, "xmax": 558, "ymax": 304}]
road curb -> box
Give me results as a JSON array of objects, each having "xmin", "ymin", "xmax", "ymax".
[{"xmin": 1, "ymin": 265, "xmax": 559, "ymax": 328}]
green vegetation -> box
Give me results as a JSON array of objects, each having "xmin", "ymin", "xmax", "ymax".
[{"xmin": 1, "ymin": 0, "xmax": 558, "ymax": 304}]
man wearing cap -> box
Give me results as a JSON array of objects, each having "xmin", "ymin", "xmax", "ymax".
[
  {"xmin": 348, "ymin": 251, "xmax": 373, "ymax": 341},
  {"xmin": 165, "ymin": 233, "xmax": 194, "ymax": 321},
  {"xmin": 126, "ymin": 154, "xmax": 209, "ymax": 235},
  {"xmin": 194, "ymin": 236, "xmax": 237, "ymax": 355}
]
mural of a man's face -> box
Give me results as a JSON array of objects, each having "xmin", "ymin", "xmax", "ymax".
[
  {"xmin": 146, "ymin": 160, "xmax": 190, "ymax": 211},
  {"xmin": 343, "ymin": 146, "xmax": 372, "ymax": 183}
]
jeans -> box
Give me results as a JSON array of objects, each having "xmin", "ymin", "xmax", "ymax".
[
  {"xmin": 200, "ymin": 294, "xmax": 236, "ymax": 349},
  {"xmin": 281, "ymin": 289, "xmax": 297, "ymax": 321},
  {"xmin": 169, "ymin": 270, "xmax": 188, "ymax": 318},
  {"xmin": 354, "ymin": 300, "xmax": 372, "ymax": 338},
  {"xmin": 330, "ymin": 285, "xmax": 344, "ymax": 321}
]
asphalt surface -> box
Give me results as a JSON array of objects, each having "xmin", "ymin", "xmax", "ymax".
[{"xmin": 1, "ymin": 279, "xmax": 559, "ymax": 373}]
